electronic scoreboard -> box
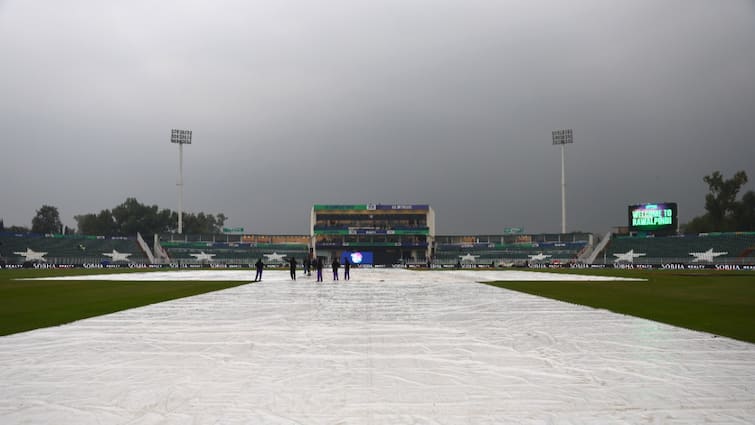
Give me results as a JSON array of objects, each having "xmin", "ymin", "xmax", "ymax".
[
  {"xmin": 340, "ymin": 251, "xmax": 374, "ymax": 265},
  {"xmin": 628, "ymin": 203, "xmax": 678, "ymax": 234}
]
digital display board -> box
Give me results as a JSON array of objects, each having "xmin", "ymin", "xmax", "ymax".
[
  {"xmin": 628, "ymin": 203, "xmax": 678, "ymax": 234},
  {"xmin": 340, "ymin": 251, "xmax": 373, "ymax": 265}
]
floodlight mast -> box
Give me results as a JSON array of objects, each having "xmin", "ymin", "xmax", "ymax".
[
  {"xmin": 170, "ymin": 129, "xmax": 192, "ymax": 234},
  {"xmin": 552, "ymin": 129, "xmax": 573, "ymax": 234}
]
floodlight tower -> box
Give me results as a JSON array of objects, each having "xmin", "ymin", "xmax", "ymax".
[
  {"xmin": 552, "ymin": 129, "xmax": 573, "ymax": 234},
  {"xmin": 170, "ymin": 129, "xmax": 192, "ymax": 234}
]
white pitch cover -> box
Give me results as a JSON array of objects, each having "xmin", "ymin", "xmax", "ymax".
[{"xmin": 1, "ymin": 269, "xmax": 753, "ymax": 424}]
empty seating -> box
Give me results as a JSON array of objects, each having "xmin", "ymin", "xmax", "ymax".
[
  {"xmin": 0, "ymin": 232, "xmax": 148, "ymax": 264},
  {"xmin": 434, "ymin": 233, "xmax": 590, "ymax": 265},
  {"xmin": 159, "ymin": 240, "xmax": 309, "ymax": 264},
  {"xmin": 604, "ymin": 233, "xmax": 755, "ymax": 263}
]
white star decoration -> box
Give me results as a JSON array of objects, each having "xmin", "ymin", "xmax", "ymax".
[
  {"xmin": 689, "ymin": 248, "xmax": 727, "ymax": 262},
  {"xmin": 613, "ymin": 250, "xmax": 646, "ymax": 263},
  {"xmin": 527, "ymin": 252, "xmax": 552, "ymax": 262},
  {"xmin": 189, "ymin": 251, "xmax": 216, "ymax": 262},
  {"xmin": 13, "ymin": 248, "xmax": 47, "ymax": 262},
  {"xmin": 264, "ymin": 252, "xmax": 286, "ymax": 263},
  {"xmin": 458, "ymin": 253, "xmax": 479, "ymax": 262},
  {"xmin": 102, "ymin": 250, "xmax": 132, "ymax": 262}
]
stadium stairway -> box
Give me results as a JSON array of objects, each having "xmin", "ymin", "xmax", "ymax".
[{"xmin": 585, "ymin": 232, "xmax": 612, "ymax": 264}]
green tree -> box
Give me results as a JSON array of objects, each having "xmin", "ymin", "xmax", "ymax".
[
  {"xmin": 31, "ymin": 205, "xmax": 63, "ymax": 234},
  {"xmin": 111, "ymin": 198, "xmax": 174, "ymax": 236},
  {"xmin": 684, "ymin": 170, "xmax": 754, "ymax": 233},
  {"xmin": 703, "ymin": 171, "xmax": 747, "ymax": 228},
  {"xmin": 6, "ymin": 225, "xmax": 30, "ymax": 233},
  {"xmin": 74, "ymin": 198, "xmax": 225, "ymax": 236},
  {"xmin": 181, "ymin": 211, "xmax": 227, "ymax": 234},
  {"xmin": 74, "ymin": 210, "xmax": 118, "ymax": 235},
  {"xmin": 733, "ymin": 191, "xmax": 755, "ymax": 231}
]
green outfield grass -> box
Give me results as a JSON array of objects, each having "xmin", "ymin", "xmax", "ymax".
[
  {"xmin": 486, "ymin": 269, "xmax": 755, "ymax": 343},
  {"xmin": 0, "ymin": 268, "xmax": 249, "ymax": 336}
]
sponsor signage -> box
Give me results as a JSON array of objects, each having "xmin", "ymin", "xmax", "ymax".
[
  {"xmin": 314, "ymin": 204, "xmax": 429, "ymax": 211},
  {"xmin": 2, "ymin": 262, "xmax": 754, "ymax": 270},
  {"xmin": 316, "ymin": 241, "xmax": 428, "ymax": 248},
  {"xmin": 377, "ymin": 204, "xmax": 429, "ymax": 211},
  {"xmin": 222, "ymin": 227, "xmax": 244, "ymax": 233},
  {"xmin": 314, "ymin": 204, "xmax": 368, "ymax": 211},
  {"xmin": 315, "ymin": 228, "xmax": 429, "ymax": 236}
]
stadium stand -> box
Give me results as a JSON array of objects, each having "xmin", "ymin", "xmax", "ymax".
[
  {"xmin": 157, "ymin": 234, "xmax": 309, "ymax": 265},
  {"xmin": 433, "ymin": 233, "xmax": 591, "ymax": 266},
  {"xmin": 0, "ymin": 232, "xmax": 150, "ymax": 264},
  {"xmin": 4, "ymin": 229, "xmax": 753, "ymax": 267},
  {"xmin": 601, "ymin": 232, "xmax": 755, "ymax": 264}
]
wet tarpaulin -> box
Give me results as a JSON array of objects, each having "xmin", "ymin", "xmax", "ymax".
[{"xmin": 1, "ymin": 269, "xmax": 753, "ymax": 424}]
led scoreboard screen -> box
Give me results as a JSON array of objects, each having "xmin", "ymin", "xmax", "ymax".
[
  {"xmin": 628, "ymin": 203, "xmax": 678, "ymax": 234},
  {"xmin": 340, "ymin": 251, "xmax": 374, "ymax": 266}
]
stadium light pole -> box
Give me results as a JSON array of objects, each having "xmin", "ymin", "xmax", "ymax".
[
  {"xmin": 552, "ymin": 129, "xmax": 573, "ymax": 234},
  {"xmin": 170, "ymin": 129, "xmax": 192, "ymax": 234}
]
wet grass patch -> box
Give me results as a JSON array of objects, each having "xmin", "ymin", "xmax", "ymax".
[
  {"xmin": 485, "ymin": 270, "xmax": 755, "ymax": 344},
  {"xmin": 0, "ymin": 268, "xmax": 248, "ymax": 336}
]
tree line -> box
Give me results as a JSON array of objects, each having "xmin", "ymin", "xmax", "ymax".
[
  {"xmin": 682, "ymin": 170, "xmax": 755, "ymax": 233},
  {"xmin": 0, "ymin": 198, "xmax": 227, "ymax": 236},
  {"xmin": 2, "ymin": 172, "xmax": 753, "ymax": 236}
]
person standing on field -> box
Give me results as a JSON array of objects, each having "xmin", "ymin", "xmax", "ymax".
[
  {"xmin": 315, "ymin": 257, "xmax": 323, "ymax": 282},
  {"xmin": 303, "ymin": 256, "xmax": 311, "ymax": 276},
  {"xmin": 344, "ymin": 257, "xmax": 350, "ymax": 281},
  {"xmin": 289, "ymin": 257, "xmax": 297, "ymax": 280},
  {"xmin": 254, "ymin": 257, "xmax": 264, "ymax": 282},
  {"xmin": 332, "ymin": 257, "xmax": 340, "ymax": 281}
]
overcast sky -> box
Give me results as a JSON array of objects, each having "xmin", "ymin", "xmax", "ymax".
[{"xmin": 1, "ymin": 0, "xmax": 754, "ymax": 235}]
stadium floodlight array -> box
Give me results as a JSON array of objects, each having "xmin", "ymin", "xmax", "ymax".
[
  {"xmin": 171, "ymin": 129, "xmax": 192, "ymax": 234},
  {"xmin": 552, "ymin": 129, "xmax": 573, "ymax": 234}
]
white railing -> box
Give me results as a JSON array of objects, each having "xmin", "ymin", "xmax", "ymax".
[
  {"xmin": 136, "ymin": 233, "xmax": 155, "ymax": 263},
  {"xmin": 585, "ymin": 232, "xmax": 612, "ymax": 264}
]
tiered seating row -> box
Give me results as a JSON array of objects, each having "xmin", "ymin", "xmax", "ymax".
[
  {"xmin": 160, "ymin": 241, "xmax": 309, "ymax": 263},
  {"xmin": 434, "ymin": 241, "xmax": 588, "ymax": 263},
  {"xmin": 0, "ymin": 233, "xmax": 148, "ymax": 263},
  {"xmin": 605, "ymin": 233, "xmax": 755, "ymax": 262}
]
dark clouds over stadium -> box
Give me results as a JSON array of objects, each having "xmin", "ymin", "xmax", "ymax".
[{"xmin": 1, "ymin": 0, "xmax": 754, "ymax": 234}]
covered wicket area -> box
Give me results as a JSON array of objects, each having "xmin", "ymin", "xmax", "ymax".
[{"xmin": 1, "ymin": 269, "xmax": 753, "ymax": 423}]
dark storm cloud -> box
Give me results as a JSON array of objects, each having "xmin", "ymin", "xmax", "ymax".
[{"xmin": 1, "ymin": 0, "xmax": 753, "ymax": 234}]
